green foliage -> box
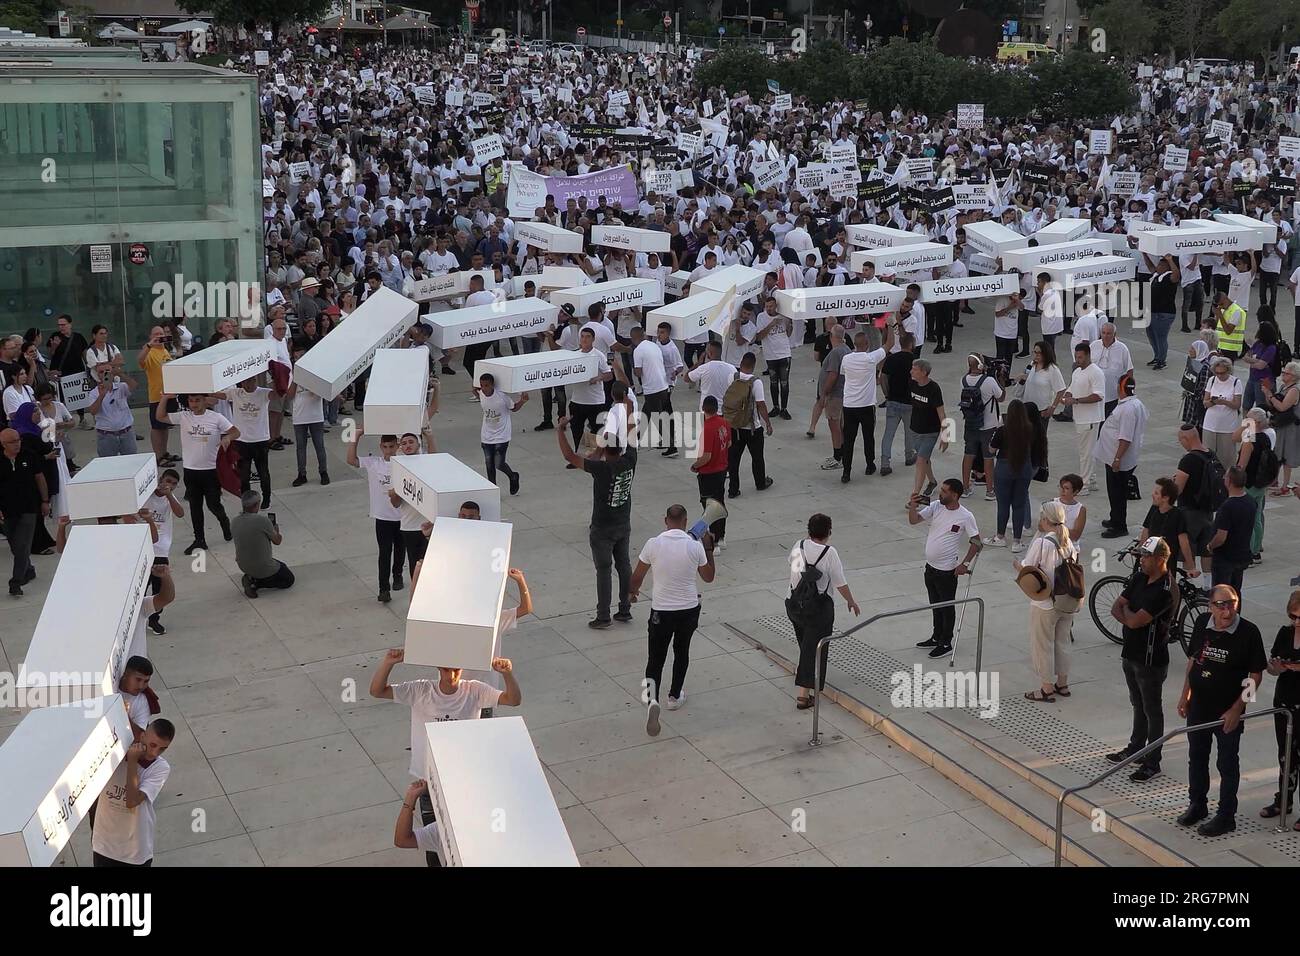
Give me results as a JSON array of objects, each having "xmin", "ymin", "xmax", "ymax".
[
  {"xmin": 1214, "ymin": 0, "xmax": 1300, "ymax": 60},
  {"xmin": 1028, "ymin": 49, "xmax": 1136, "ymax": 121},
  {"xmin": 1089, "ymin": 0, "xmax": 1158, "ymax": 57},
  {"xmin": 179, "ymin": 0, "xmax": 331, "ymax": 31},
  {"xmin": 0, "ymin": 0, "xmax": 52, "ymax": 34}
]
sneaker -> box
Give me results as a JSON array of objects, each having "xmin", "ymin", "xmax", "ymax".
[
  {"xmin": 292, "ymin": 475, "xmax": 308, "ymax": 487},
  {"xmin": 662, "ymin": 448, "xmax": 679, "ymax": 458},
  {"xmin": 923, "ymin": 479, "xmax": 937, "ymax": 497},
  {"xmin": 916, "ymin": 636, "xmax": 941, "ymax": 648},
  {"xmin": 779, "ymin": 409, "xmax": 792, "ymax": 421},
  {"xmin": 534, "ymin": 420, "xmax": 554, "ymax": 431},
  {"xmin": 983, "ymin": 535, "xmax": 1007, "ymax": 547},
  {"xmin": 665, "ymin": 692, "xmax": 686, "ymax": 711},
  {"xmin": 588, "ymin": 617, "xmax": 613, "ymax": 629},
  {"xmin": 984, "ymin": 490, "xmax": 996, "ymax": 501},
  {"xmin": 219, "ymin": 517, "xmax": 232, "ymax": 542},
  {"xmin": 8, "ymin": 583, "xmax": 21, "ymax": 597},
  {"xmin": 1176, "ymin": 805, "xmax": 1209, "ymax": 827},
  {"xmin": 509, "ymin": 472, "xmax": 520, "ymax": 496},
  {"xmin": 716, "ymin": 539, "xmax": 727, "ymax": 551},
  {"xmin": 1011, "ymin": 540, "xmax": 1025, "ymax": 554},
  {"xmin": 320, "ymin": 473, "xmax": 330, "ymax": 486},
  {"xmin": 820, "ymin": 457, "xmax": 841, "ymax": 470},
  {"xmin": 758, "ymin": 477, "xmax": 774, "ymax": 490},
  {"xmin": 961, "ymin": 487, "xmax": 974, "ymax": 498},
  {"xmin": 646, "ymin": 700, "xmax": 662, "ymax": 736},
  {"xmin": 1105, "ymin": 748, "xmax": 1137, "ymax": 764},
  {"xmin": 613, "ymin": 610, "xmax": 633, "ymax": 623},
  {"xmin": 262, "ymin": 495, "xmax": 272, "ymax": 509},
  {"xmin": 378, "ymin": 590, "xmax": 392, "ymax": 604},
  {"xmin": 1145, "ymin": 359, "xmax": 1158, "ymax": 367},
  {"xmin": 1078, "ymin": 486, "xmax": 1092, "ymax": 496},
  {"xmin": 880, "ymin": 465, "xmax": 893, "ymax": 476},
  {"xmin": 392, "ymin": 574, "xmax": 404, "ymax": 592},
  {"xmin": 805, "ymin": 431, "xmax": 816, "ymax": 439},
  {"xmin": 1152, "ymin": 362, "xmax": 1167, "ymax": 371},
  {"xmin": 241, "ymin": 573, "xmax": 258, "ymax": 599},
  {"xmin": 147, "ymin": 615, "xmax": 166, "ymax": 635},
  {"xmin": 1100, "ymin": 527, "xmax": 1129, "ymax": 539},
  {"xmin": 905, "ymin": 456, "xmax": 917, "ymax": 467},
  {"xmin": 728, "ymin": 488, "xmax": 741, "ymax": 499},
  {"xmin": 863, "ymin": 462, "xmax": 877, "ymax": 476},
  {"xmin": 469, "ymin": 394, "xmax": 480, "ymax": 403},
  {"xmin": 928, "ymin": 643, "xmax": 952, "ymax": 659},
  {"xmin": 440, "ymin": 365, "xmax": 456, "ymax": 376},
  {"xmin": 1129, "ymin": 765, "xmax": 1161, "ymax": 782},
  {"xmin": 1197, "ymin": 814, "xmax": 1236, "ymax": 837},
  {"xmin": 1250, "ymin": 552, "xmax": 1262, "ymax": 567},
  {"xmin": 183, "ymin": 540, "xmax": 207, "ymax": 556}
]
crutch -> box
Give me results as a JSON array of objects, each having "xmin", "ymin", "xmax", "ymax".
[{"xmin": 947, "ymin": 549, "xmax": 981, "ymax": 668}]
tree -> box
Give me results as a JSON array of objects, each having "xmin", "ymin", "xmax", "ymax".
[
  {"xmin": 1030, "ymin": 49, "xmax": 1136, "ymax": 121},
  {"xmin": 1156, "ymin": 0, "xmax": 1223, "ymax": 61},
  {"xmin": 1214, "ymin": 0, "xmax": 1300, "ymax": 66},
  {"xmin": 0, "ymin": 0, "xmax": 52, "ymax": 34},
  {"xmin": 179, "ymin": 0, "xmax": 331, "ymax": 34},
  {"xmin": 1089, "ymin": 0, "xmax": 1158, "ymax": 58}
]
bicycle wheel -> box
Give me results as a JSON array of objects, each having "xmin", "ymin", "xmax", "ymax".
[
  {"xmin": 1088, "ymin": 575, "xmax": 1129, "ymax": 645},
  {"xmin": 1175, "ymin": 596, "xmax": 1209, "ymax": 658}
]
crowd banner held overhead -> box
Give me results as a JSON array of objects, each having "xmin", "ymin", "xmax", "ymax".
[{"xmin": 956, "ymin": 103, "xmax": 984, "ymax": 129}]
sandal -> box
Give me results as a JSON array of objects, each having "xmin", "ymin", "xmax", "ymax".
[
  {"xmin": 796, "ymin": 694, "xmax": 815, "ymax": 710},
  {"xmin": 1024, "ymin": 690, "xmax": 1056, "ymax": 702},
  {"xmin": 1271, "ymin": 486, "xmax": 1295, "ymax": 497},
  {"xmin": 1054, "ymin": 684, "xmax": 1072, "ymax": 698},
  {"xmin": 1260, "ymin": 803, "xmax": 1281, "ymax": 819}
]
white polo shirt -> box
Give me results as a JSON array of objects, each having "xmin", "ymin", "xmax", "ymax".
[
  {"xmin": 919, "ymin": 501, "xmax": 980, "ymax": 571},
  {"xmin": 637, "ymin": 528, "xmax": 707, "ymax": 610}
]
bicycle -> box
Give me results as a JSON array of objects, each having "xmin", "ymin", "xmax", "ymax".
[{"xmin": 1087, "ymin": 543, "xmax": 1209, "ymax": 657}]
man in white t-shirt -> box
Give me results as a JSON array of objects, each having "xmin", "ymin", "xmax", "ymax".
[
  {"xmin": 1089, "ymin": 323, "xmax": 1134, "ymax": 416},
  {"xmin": 839, "ymin": 326, "xmax": 894, "ymax": 482},
  {"xmin": 224, "ymin": 377, "xmax": 273, "ymax": 508},
  {"xmin": 752, "ymin": 296, "xmax": 793, "ymax": 418},
  {"xmin": 287, "ymin": 340, "xmax": 329, "ymax": 486},
  {"xmin": 683, "ymin": 340, "xmax": 738, "ymax": 411},
  {"xmin": 1064, "ymin": 341, "xmax": 1106, "ymax": 493},
  {"xmin": 140, "ymin": 470, "xmax": 183, "ymax": 635},
  {"xmin": 476, "ymin": 371, "xmax": 527, "ymax": 495},
  {"xmin": 347, "ymin": 429, "xmax": 408, "ymax": 603},
  {"xmin": 628, "ymin": 503, "xmax": 716, "ymax": 733},
  {"xmin": 158, "ymin": 391, "xmax": 238, "ymax": 553},
  {"xmin": 719, "ymin": 304, "xmax": 758, "ymax": 369},
  {"xmin": 91, "ymin": 718, "xmax": 174, "ymax": 867},
  {"xmin": 726, "ymin": 351, "xmax": 775, "ymax": 497},
  {"xmin": 117, "ymin": 655, "xmax": 155, "ymax": 740},
  {"xmin": 908, "ymin": 478, "xmax": 982, "ymax": 657}
]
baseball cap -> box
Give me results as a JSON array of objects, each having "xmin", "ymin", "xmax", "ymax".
[{"xmin": 1139, "ymin": 536, "xmax": 1170, "ymax": 558}]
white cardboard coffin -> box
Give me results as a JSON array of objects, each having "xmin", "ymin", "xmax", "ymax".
[
  {"xmin": 1000, "ymin": 239, "xmax": 1113, "ymax": 272},
  {"xmin": 1032, "ymin": 217, "xmax": 1091, "ymax": 244},
  {"xmin": 423, "ymin": 716, "xmax": 579, "ymax": 867},
  {"xmin": 405, "ymin": 517, "xmax": 512, "ymax": 669},
  {"xmin": 1213, "ymin": 213, "xmax": 1278, "ymax": 247},
  {"xmin": 17, "ymin": 524, "xmax": 153, "ymax": 704},
  {"xmin": 550, "ymin": 276, "xmax": 664, "ymax": 315},
  {"xmin": 390, "ymin": 453, "xmax": 501, "ymax": 523},
  {"xmin": 962, "ymin": 220, "xmax": 1029, "ymax": 257},
  {"xmin": 1125, "ymin": 218, "xmax": 1168, "ymax": 238},
  {"xmin": 363, "ymin": 349, "xmax": 430, "ymax": 435},
  {"xmin": 161, "ymin": 339, "xmax": 273, "ymax": 394},
  {"xmin": 844, "ymin": 223, "xmax": 928, "ymax": 249},
  {"xmin": 1043, "ymin": 255, "xmax": 1137, "ymax": 287},
  {"xmin": 690, "ymin": 264, "xmax": 767, "ymax": 302},
  {"xmin": 65, "ymin": 453, "xmax": 157, "ymax": 521},
  {"xmin": 647, "ymin": 290, "xmax": 728, "ymax": 340},
  {"xmin": 664, "ymin": 270, "xmax": 692, "ymax": 297},
  {"xmin": 514, "ymin": 221, "xmax": 585, "ymax": 253},
  {"xmin": 849, "ymin": 242, "xmax": 952, "ymax": 275},
  {"xmin": 0, "ymin": 698, "xmax": 132, "ymax": 866},
  {"xmin": 775, "ymin": 283, "xmax": 906, "ymax": 318},
  {"xmin": 507, "ymin": 267, "xmax": 590, "ymax": 299},
  {"xmin": 427, "ymin": 298, "xmax": 557, "ymax": 350},
  {"xmin": 291, "ymin": 287, "xmax": 418, "ymax": 400},
  {"xmin": 1137, "ymin": 220, "xmax": 1260, "ymax": 256},
  {"xmin": 591, "ymin": 224, "xmax": 671, "ymax": 253},
  {"xmin": 409, "ymin": 269, "xmax": 497, "ymax": 302},
  {"xmin": 472, "ymin": 350, "xmax": 599, "ymax": 393},
  {"xmin": 918, "ymin": 272, "xmax": 1019, "ymax": 303}
]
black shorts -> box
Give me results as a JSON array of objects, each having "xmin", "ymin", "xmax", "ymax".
[{"xmin": 148, "ymin": 398, "xmax": 177, "ymax": 431}]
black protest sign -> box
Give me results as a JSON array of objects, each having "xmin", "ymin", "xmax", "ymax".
[
  {"xmin": 1201, "ymin": 135, "xmax": 1222, "ymax": 152},
  {"xmin": 1021, "ymin": 163, "xmax": 1054, "ymax": 186},
  {"xmin": 1117, "ymin": 132, "xmax": 1138, "ymax": 150},
  {"xmin": 1272, "ymin": 174, "xmax": 1297, "ymax": 197},
  {"xmin": 612, "ymin": 132, "xmax": 656, "ymax": 149},
  {"xmin": 1233, "ymin": 178, "xmax": 1254, "ymax": 196},
  {"xmin": 925, "ymin": 186, "xmax": 956, "ymax": 213},
  {"xmin": 571, "ymin": 123, "xmax": 619, "ymax": 138}
]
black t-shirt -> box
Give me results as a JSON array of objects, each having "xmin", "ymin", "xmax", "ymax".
[
  {"xmin": 881, "ymin": 351, "xmax": 915, "ymax": 404},
  {"xmin": 1141, "ymin": 507, "xmax": 1188, "ymax": 569},
  {"xmin": 1188, "ymin": 616, "xmax": 1268, "ymax": 719},
  {"xmin": 0, "ymin": 448, "xmax": 44, "ymax": 516},
  {"xmin": 909, "ymin": 380, "xmax": 944, "ymax": 435},
  {"xmin": 1120, "ymin": 573, "xmax": 1173, "ymax": 667},
  {"xmin": 584, "ymin": 452, "xmax": 635, "ymax": 530},
  {"xmin": 1212, "ymin": 494, "xmax": 1257, "ymax": 565},
  {"xmin": 1270, "ymin": 625, "xmax": 1300, "ymax": 708},
  {"xmin": 1177, "ymin": 449, "xmax": 1213, "ymax": 513}
]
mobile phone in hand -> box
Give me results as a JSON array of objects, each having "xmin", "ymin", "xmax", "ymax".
[{"xmin": 268, "ymin": 512, "xmax": 277, "ymax": 526}]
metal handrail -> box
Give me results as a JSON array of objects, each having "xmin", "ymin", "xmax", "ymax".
[
  {"xmin": 1053, "ymin": 707, "xmax": 1294, "ymax": 866},
  {"xmin": 809, "ymin": 597, "xmax": 986, "ymax": 747}
]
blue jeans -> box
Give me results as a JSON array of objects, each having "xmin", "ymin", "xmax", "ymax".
[
  {"xmin": 96, "ymin": 429, "xmax": 136, "ymax": 457},
  {"xmin": 880, "ymin": 400, "xmax": 915, "ymax": 467},
  {"xmin": 481, "ymin": 441, "xmax": 517, "ymax": 485},
  {"xmin": 1243, "ymin": 377, "xmax": 1266, "ymax": 412},
  {"xmin": 1146, "ymin": 311, "xmax": 1176, "ymax": 365},
  {"xmin": 1187, "ymin": 718, "xmax": 1244, "ymax": 817},
  {"xmin": 294, "ymin": 421, "xmax": 327, "ymax": 477},
  {"xmin": 994, "ymin": 458, "xmax": 1033, "ymax": 540}
]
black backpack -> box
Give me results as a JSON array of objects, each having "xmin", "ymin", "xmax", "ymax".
[
  {"xmin": 1250, "ymin": 432, "xmax": 1281, "ymax": 489},
  {"xmin": 1275, "ymin": 339, "xmax": 1293, "ymax": 379},
  {"xmin": 789, "ymin": 540, "xmax": 830, "ymax": 616},
  {"xmin": 959, "ymin": 373, "xmax": 991, "ymax": 426},
  {"xmin": 1193, "ymin": 450, "xmax": 1228, "ymax": 513}
]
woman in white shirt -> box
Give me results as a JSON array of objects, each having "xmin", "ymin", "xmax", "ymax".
[
  {"xmin": 785, "ymin": 513, "xmax": 861, "ymax": 709},
  {"xmin": 1018, "ymin": 339, "xmax": 1068, "ymax": 427},
  {"xmin": 2, "ymin": 365, "xmax": 35, "ymax": 419},
  {"xmin": 1014, "ymin": 500, "xmax": 1079, "ymax": 702},
  {"xmin": 1202, "ymin": 354, "xmax": 1245, "ymax": 467}
]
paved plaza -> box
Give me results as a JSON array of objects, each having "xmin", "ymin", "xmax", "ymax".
[{"xmin": 4, "ymin": 300, "xmax": 1299, "ymax": 867}]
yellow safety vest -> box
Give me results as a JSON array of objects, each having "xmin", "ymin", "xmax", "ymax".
[{"xmin": 1217, "ymin": 302, "xmax": 1247, "ymax": 355}]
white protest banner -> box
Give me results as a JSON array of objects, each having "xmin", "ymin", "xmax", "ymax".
[
  {"xmin": 556, "ymin": 86, "xmax": 573, "ymax": 103},
  {"xmin": 648, "ymin": 170, "xmax": 675, "ymax": 194},
  {"xmin": 751, "ymin": 159, "xmax": 785, "ymax": 191},
  {"xmin": 1210, "ymin": 119, "xmax": 1234, "ymax": 143},
  {"xmin": 701, "ymin": 98, "xmax": 713, "ymax": 116},
  {"xmin": 1138, "ymin": 64, "xmax": 1154, "ymax": 78},
  {"xmin": 415, "ymin": 85, "xmax": 438, "ymax": 105},
  {"xmin": 905, "ymin": 157, "xmax": 935, "ymax": 183},
  {"xmin": 828, "ymin": 167, "xmax": 858, "ymax": 197},
  {"xmin": 608, "ymin": 88, "xmax": 630, "ymax": 107},
  {"xmin": 472, "ymin": 91, "xmax": 494, "ymax": 107},
  {"xmin": 677, "ymin": 130, "xmax": 702, "ymax": 155},
  {"xmin": 700, "ymin": 117, "xmax": 728, "ymax": 150},
  {"xmin": 1281, "ymin": 136, "xmax": 1300, "ymax": 160},
  {"xmin": 773, "ymin": 93, "xmax": 792, "ymax": 112},
  {"xmin": 1089, "ymin": 129, "xmax": 1113, "ymax": 155},
  {"xmin": 472, "ymin": 133, "xmax": 505, "ymax": 162},
  {"xmin": 464, "ymin": 53, "xmax": 479, "ymax": 65},
  {"xmin": 445, "ymin": 89, "xmax": 465, "ymax": 108},
  {"xmin": 1162, "ymin": 146, "xmax": 1189, "ymax": 172},
  {"xmin": 952, "ymin": 183, "xmax": 993, "ymax": 211},
  {"xmin": 289, "ymin": 161, "xmax": 311, "ymax": 184},
  {"xmin": 918, "ymin": 272, "xmax": 1018, "ymax": 303},
  {"xmin": 825, "ymin": 144, "xmax": 857, "ymax": 167},
  {"xmin": 359, "ymin": 67, "xmax": 375, "ymax": 88},
  {"xmin": 55, "ymin": 371, "xmax": 97, "ymax": 412},
  {"xmin": 274, "ymin": 72, "xmax": 286, "ymax": 87},
  {"xmin": 956, "ymin": 103, "xmax": 984, "ymax": 129},
  {"xmin": 254, "ymin": 49, "xmax": 269, "ymax": 65},
  {"xmin": 796, "ymin": 163, "xmax": 831, "ymax": 192},
  {"xmin": 1110, "ymin": 170, "xmax": 1140, "ymax": 196}
]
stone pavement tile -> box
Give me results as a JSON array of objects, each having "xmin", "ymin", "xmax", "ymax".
[
  {"xmin": 154, "ymin": 795, "xmax": 246, "ymax": 851},
  {"xmin": 726, "ymin": 739, "xmax": 897, "ymax": 806},
  {"xmin": 624, "ymin": 808, "xmax": 811, "ymax": 866},
  {"xmin": 323, "ymin": 847, "xmax": 427, "ymax": 867},
  {"xmin": 549, "ymin": 736, "xmax": 716, "ymax": 804},
  {"xmin": 275, "ymin": 610, "xmax": 406, "ymax": 665},
  {"xmin": 859, "ymin": 734, "xmax": 933, "ymax": 774},
  {"xmin": 188, "ymin": 697, "xmax": 350, "ymax": 760},
  {"xmin": 531, "ymin": 708, "xmax": 679, "ymax": 766},
  {"xmin": 973, "ymin": 855, "xmax": 1030, "ymax": 866},
  {"xmin": 585, "ymin": 765, "xmax": 761, "ymax": 844},
  {"xmin": 559, "ymin": 805, "xmax": 621, "ymax": 854},
  {"xmin": 229, "ymin": 764, "xmax": 400, "ymax": 832},
  {"xmin": 498, "ymin": 624, "xmax": 578, "ymax": 664},
  {"xmin": 513, "ymin": 650, "xmax": 641, "ymax": 730},
  {"xmin": 753, "ymin": 848, "xmax": 837, "ymax": 867},
  {"xmin": 247, "ymin": 802, "xmax": 399, "ymax": 866},
  {"xmin": 578, "ymin": 634, "xmax": 657, "ymax": 676},
  {"xmin": 168, "ymin": 670, "xmax": 331, "ymax": 722},
  {"xmin": 772, "ymin": 774, "xmax": 950, "ymax": 848},
  {"xmin": 209, "ymin": 731, "xmax": 375, "ymax": 794},
  {"xmin": 0, "ymin": 601, "xmax": 45, "ymax": 661},
  {"xmin": 578, "ymin": 844, "xmax": 642, "ymax": 867},
  {"xmin": 351, "ymin": 708, "xmax": 426, "ymax": 766},
  {"xmin": 958, "ymin": 805, "xmax": 1056, "ymax": 866},
  {"xmin": 821, "ymin": 809, "xmax": 1012, "ymax": 866},
  {"xmin": 905, "ymin": 766, "xmax": 986, "ymax": 813},
  {"xmin": 543, "ymin": 767, "xmax": 580, "ymax": 809},
  {"xmin": 154, "ymin": 834, "xmax": 265, "ymax": 867},
  {"xmin": 609, "ymin": 652, "xmax": 768, "ymax": 698},
  {"xmin": 149, "ymin": 625, "xmax": 298, "ymax": 688}
]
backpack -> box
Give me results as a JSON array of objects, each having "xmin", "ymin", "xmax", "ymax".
[
  {"xmin": 722, "ymin": 375, "xmax": 756, "ymax": 429},
  {"xmin": 1192, "ymin": 449, "xmax": 1228, "ymax": 513},
  {"xmin": 959, "ymin": 373, "xmax": 991, "ymax": 426},
  {"xmin": 1147, "ymin": 570, "xmax": 1180, "ymax": 664},
  {"xmin": 1049, "ymin": 535, "xmax": 1085, "ymax": 614},
  {"xmin": 1250, "ymin": 432, "xmax": 1281, "ymax": 489},
  {"xmin": 789, "ymin": 540, "xmax": 830, "ymax": 616},
  {"xmin": 1275, "ymin": 339, "xmax": 1293, "ymax": 379}
]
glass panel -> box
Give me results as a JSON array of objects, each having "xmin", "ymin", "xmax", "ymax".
[
  {"xmin": 121, "ymin": 236, "xmax": 241, "ymax": 348},
  {"xmin": 114, "ymin": 99, "xmax": 235, "ymax": 222}
]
